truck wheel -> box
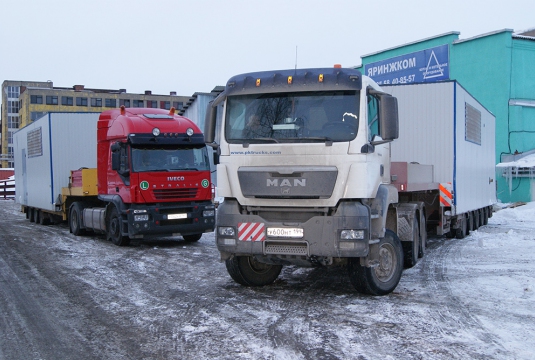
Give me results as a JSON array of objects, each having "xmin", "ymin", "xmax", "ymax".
[
  {"xmin": 418, "ymin": 212, "xmax": 427, "ymax": 258},
  {"xmin": 403, "ymin": 219, "xmax": 419, "ymax": 268},
  {"xmin": 473, "ymin": 210, "xmax": 480, "ymax": 230},
  {"xmin": 70, "ymin": 203, "xmax": 85, "ymax": 235},
  {"xmin": 225, "ymin": 256, "xmax": 282, "ymax": 286},
  {"xmin": 29, "ymin": 208, "xmax": 35, "ymax": 222},
  {"xmin": 348, "ymin": 230, "xmax": 403, "ymax": 296},
  {"xmin": 39, "ymin": 211, "xmax": 50, "ymax": 225},
  {"xmin": 455, "ymin": 215, "xmax": 468, "ymax": 239},
  {"xmin": 183, "ymin": 234, "xmax": 202, "ymax": 242},
  {"xmin": 108, "ymin": 207, "xmax": 130, "ymax": 246},
  {"xmin": 483, "ymin": 208, "xmax": 489, "ymax": 225}
]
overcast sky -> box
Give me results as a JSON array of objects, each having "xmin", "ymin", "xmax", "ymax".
[{"xmin": 1, "ymin": 0, "xmax": 534, "ymax": 101}]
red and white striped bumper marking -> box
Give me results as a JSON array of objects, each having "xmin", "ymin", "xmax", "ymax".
[
  {"xmin": 238, "ymin": 222, "xmax": 266, "ymax": 241},
  {"xmin": 439, "ymin": 183, "xmax": 453, "ymax": 207}
]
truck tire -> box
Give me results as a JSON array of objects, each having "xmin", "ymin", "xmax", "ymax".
[
  {"xmin": 29, "ymin": 208, "xmax": 35, "ymax": 223},
  {"xmin": 403, "ymin": 219, "xmax": 419, "ymax": 268},
  {"xmin": 455, "ymin": 215, "xmax": 468, "ymax": 239},
  {"xmin": 473, "ymin": 210, "xmax": 480, "ymax": 230},
  {"xmin": 39, "ymin": 211, "xmax": 50, "ymax": 225},
  {"xmin": 183, "ymin": 234, "xmax": 202, "ymax": 242},
  {"xmin": 70, "ymin": 203, "xmax": 85, "ymax": 235},
  {"xmin": 348, "ymin": 230, "xmax": 403, "ymax": 296},
  {"xmin": 107, "ymin": 207, "xmax": 130, "ymax": 246},
  {"xmin": 418, "ymin": 212, "xmax": 427, "ymax": 258},
  {"xmin": 225, "ymin": 256, "xmax": 282, "ymax": 286},
  {"xmin": 483, "ymin": 207, "xmax": 489, "ymax": 225}
]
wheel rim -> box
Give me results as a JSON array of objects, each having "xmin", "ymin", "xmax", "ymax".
[
  {"xmin": 247, "ymin": 257, "xmax": 273, "ymax": 275},
  {"xmin": 109, "ymin": 216, "xmax": 120, "ymax": 240},
  {"xmin": 375, "ymin": 243, "xmax": 396, "ymax": 282},
  {"xmin": 71, "ymin": 210, "xmax": 78, "ymax": 230}
]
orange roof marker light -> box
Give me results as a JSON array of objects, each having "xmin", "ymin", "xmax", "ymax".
[
  {"xmin": 256, "ymin": 78, "xmax": 261, "ymax": 87},
  {"xmin": 169, "ymin": 107, "xmax": 176, "ymax": 116},
  {"xmin": 334, "ymin": 64, "xmax": 342, "ymax": 68},
  {"xmin": 287, "ymin": 76, "xmax": 293, "ymax": 84},
  {"xmin": 120, "ymin": 105, "xmax": 126, "ymax": 115},
  {"xmin": 319, "ymin": 74, "xmax": 324, "ymax": 82}
]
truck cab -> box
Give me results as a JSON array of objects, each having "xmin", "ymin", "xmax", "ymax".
[{"xmin": 205, "ymin": 67, "xmax": 405, "ymax": 295}]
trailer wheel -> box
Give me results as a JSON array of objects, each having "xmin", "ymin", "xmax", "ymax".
[
  {"xmin": 183, "ymin": 234, "xmax": 202, "ymax": 242},
  {"xmin": 418, "ymin": 211, "xmax": 427, "ymax": 258},
  {"xmin": 403, "ymin": 219, "xmax": 419, "ymax": 268},
  {"xmin": 29, "ymin": 208, "xmax": 35, "ymax": 222},
  {"xmin": 108, "ymin": 207, "xmax": 130, "ymax": 246},
  {"xmin": 70, "ymin": 203, "xmax": 85, "ymax": 235},
  {"xmin": 34, "ymin": 209, "xmax": 40, "ymax": 224},
  {"xmin": 483, "ymin": 208, "xmax": 489, "ymax": 225},
  {"xmin": 456, "ymin": 215, "xmax": 468, "ymax": 239},
  {"xmin": 473, "ymin": 210, "xmax": 480, "ymax": 230},
  {"xmin": 348, "ymin": 230, "xmax": 403, "ymax": 296},
  {"xmin": 39, "ymin": 211, "xmax": 50, "ymax": 225},
  {"xmin": 225, "ymin": 256, "xmax": 282, "ymax": 286}
]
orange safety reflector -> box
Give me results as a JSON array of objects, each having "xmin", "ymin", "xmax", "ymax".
[
  {"xmin": 288, "ymin": 76, "xmax": 293, "ymax": 84},
  {"xmin": 256, "ymin": 78, "xmax": 261, "ymax": 87},
  {"xmin": 439, "ymin": 183, "xmax": 453, "ymax": 207},
  {"xmin": 319, "ymin": 74, "xmax": 324, "ymax": 82}
]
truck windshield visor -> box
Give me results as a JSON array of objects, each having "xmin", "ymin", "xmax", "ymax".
[
  {"xmin": 131, "ymin": 145, "xmax": 210, "ymax": 172},
  {"xmin": 225, "ymin": 91, "xmax": 360, "ymax": 144}
]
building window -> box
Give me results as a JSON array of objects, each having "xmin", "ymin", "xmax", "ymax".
[
  {"xmin": 31, "ymin": 112, "xmax": 47, "ymax": 121},
  {"xmin": 161, "ymin": 101, "xmax": 170, "ymax": 110},
  {"xmin": 105, "ymin": 98, "xmax": 117, "ymax": 107},
  {"xmin": 30, "ymin": 95, "xmax": 43, "ymax": 104},
  {"xmin": 46, "ymin": 95, "xmax": 58, "ymax": 105},
  {"xmin": 120, "ymin": 99, "xmax": 131, "ymax": 107},
  {"xmin": 133, "ymin": 100, "xmax": 144, "ymax": 108},
  {"xmin": 91, "ymin": 98, "xmax": 102, "ymax": 107},
  {"xmin": 7, "ymin": 116, "xmax": 19, "ymax": 129},
  {"xmin": 62, "ymin": 96, "xmax": 73, "ymax": 106},
  {"xmin": 7, "ymin": 86, "xmax": 20, "ymax": 99},
  {"xmin": 7, "ymin": 100, "xmax": 19, "ymax": 114},
  {"xmin": 76, "ymin": 97, "xmax": 88, "ymax": 106},
  {"xmin": 173, "ymin": 101, "xmax": 184, "ymax": 110},
  {"xmin": 147, "ymin": 100, "xmax": 157, "ymax": 108},
  {"xmin": 465, "ymin": 103, "xmax": 481, "ymax": 145}
]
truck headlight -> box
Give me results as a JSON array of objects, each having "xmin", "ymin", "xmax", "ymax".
[
  {"xmin": 203, "ymin": 209, "xmax": 215, "ymax": 217},
  {"xmin": 218, "ymin": 226, "xmax": 235, "ymax": 236},
  {"xmin": 340, "ymin": 229, "xmax": 365, "ymax": 240},
  {"xmin": 134, "ymin": 214, "xmax": 149, "ymax": 221}
]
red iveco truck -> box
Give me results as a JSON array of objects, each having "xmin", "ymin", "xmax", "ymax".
[{"xmin": 14, "ymin": 107, "xmax": 215, "ymax": 245}]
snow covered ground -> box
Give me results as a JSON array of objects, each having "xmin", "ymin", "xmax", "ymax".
[{"xmin": 0, "ymin": 200, "xmax": 534, "ymax": 359}]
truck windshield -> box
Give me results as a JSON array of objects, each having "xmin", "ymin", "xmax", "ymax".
[
  {"xmin": 131, "ymin": 146, "xmax": 210, "ymax": 172},
  {"xmin": 225, "ymin": 91, "xmax": 359, "ymax": 143}
]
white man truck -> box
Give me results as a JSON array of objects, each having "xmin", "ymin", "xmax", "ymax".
[{"xmin": 205, "ymin": 67, "xmax": 496, "ymax": 295}]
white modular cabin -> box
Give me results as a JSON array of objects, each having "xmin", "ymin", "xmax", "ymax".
[
  {"xmin": 14, "ymin": 112, "xmax": 100, "ymax": 212},
  {"xmin": 382, "ymin": 81, "xmax": 496, "ymax": 215}
]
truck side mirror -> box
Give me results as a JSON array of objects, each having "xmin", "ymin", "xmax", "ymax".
[{"xmin": 378, "ymin": 94, "xmax": 399, "ymax": 141}]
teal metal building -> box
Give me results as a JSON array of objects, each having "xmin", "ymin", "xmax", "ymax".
[{"xmin": 356, "ymin": 28, "xmax": 535, "ymax": 203}]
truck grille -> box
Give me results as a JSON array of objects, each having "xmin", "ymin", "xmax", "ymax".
[
  {"xmin": 153, "ymin": 188, "xmax": 198, "ymax": 200},
  {"xmin": 264, "ymin": 241, "xmax": 309, "ymax": 256}
]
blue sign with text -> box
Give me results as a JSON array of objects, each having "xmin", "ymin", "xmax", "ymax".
[{"xmin": 364, "ymin": 44, "xmax": 449, "ymax": 85}]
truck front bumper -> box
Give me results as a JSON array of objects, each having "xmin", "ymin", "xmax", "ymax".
[
  {"xmin": 127, "ymin": 201, "xmax": 215, "ymax": 238},
  {"xmin": 215, "ymin": 199, "xmax": 371, "ymax": 263}
]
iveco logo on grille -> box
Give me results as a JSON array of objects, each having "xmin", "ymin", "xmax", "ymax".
[
  {"xmin": 168, "ymin": 176, "xmax": 185, "ymax": 181},
  {"xmin": 267, "ymin": 179, "xmax": 306, "ymax": 187}
]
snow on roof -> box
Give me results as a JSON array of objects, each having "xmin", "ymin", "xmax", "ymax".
[{"xmin": 496, "ymin": 153, "xmax": 535, "ymax": 168}]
